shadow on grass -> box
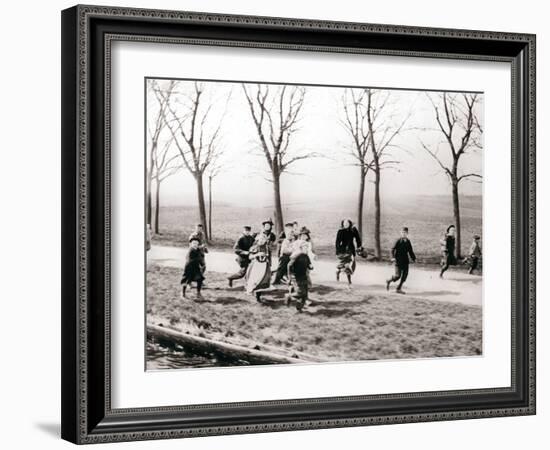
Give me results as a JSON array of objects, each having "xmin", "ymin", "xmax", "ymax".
[
  {"xmin": 412, "ymin": 290, "xmax": 460, "ymax": 297},
  {"xmin": 448, "ymin": 277, "xmax": 483, "ymax": 284},
  {"xmin": 211, "ymin": 296, "xmax": 251, "ymax": 305},
  {"xmin": 303, "ymin": 308, "xmax": 358, "ymax": 318},
  {"xmin": 308, "ymin": 298, "xmax": 373, "ymax": 308},
  {"xmin": 309, "ymin": 284, "xmax": 339, "ymax": 294}
]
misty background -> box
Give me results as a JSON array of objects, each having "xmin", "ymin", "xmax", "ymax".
[{"xmin": 148, "ymin": 79, "xmax": 483, "ymax": 208}]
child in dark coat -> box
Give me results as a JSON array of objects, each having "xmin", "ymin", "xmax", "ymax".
[
  {"xmin": 386, "ymin": 227, "xmax": 416, "ymax": 294},
  {"xmin": 181, "ymin": 237, "xmax": 206, "ymax": 298},
  {"xmin": 227, "ymin": 226, "xmax": 255, "ymax": 287},
  {"xmin": 286, "ymin": 238, "xmax": 314, "ymax": 312}
]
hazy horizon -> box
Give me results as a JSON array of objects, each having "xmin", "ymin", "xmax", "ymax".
[{"xmin": 157, "ymin": 192, "xmax": 483, "ymax": 208}]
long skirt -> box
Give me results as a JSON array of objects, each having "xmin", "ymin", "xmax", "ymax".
[
  {"xmin": 336, "ymin": 253, "xmax": 356, "ymax": 275},
  {"xmin": 245, "ymin": 258, "xmax": 272, "ymax": 294},
  {"xmin": 441, "ymin": 251, "xmax": 457, "ymax": 267},
  {"xmin": 181, "ymin": 261, "xmax": 205, "ymax": 284}
]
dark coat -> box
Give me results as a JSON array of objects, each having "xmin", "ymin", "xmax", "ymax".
[
  {"xmin": 233, "ymin": 234, "xmax": 255, "ymax": 268},
  {"xmin": 442, "ymin": 235, "xmax": 457, "ymax": 265},
  {"xmin": 391, "ymin": 238, "xmax": 416, "ymax": 266},
  {"xmin": 443, "ymin": 235, "xmax": 455, "ymax": 255},
  {"xmin": 181, "ymin": 248, "xmax": 205, "ymax": 283},
  {"xmin": 288, "ymin": 253, "xmax": 312, "ymax": 280},
  {"xmin": 335, "ymin": 226, "xmax": 362, "ymax": 255}
]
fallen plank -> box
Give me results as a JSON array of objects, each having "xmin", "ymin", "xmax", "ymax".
[{"xmin": 147, "ymin": 323, "xmax": 317, "ymax": 365}]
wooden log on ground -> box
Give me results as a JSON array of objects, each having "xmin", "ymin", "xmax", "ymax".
[{"xmin": 147, "ymin": 324, "xmax": 318, "ymax": 365}]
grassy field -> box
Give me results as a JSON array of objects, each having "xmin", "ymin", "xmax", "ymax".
[
  {"xmin": 152, "ymin": 195, "xmax": 482, "ymax": 263},
  {"xmin": 146, "ymin": 264, "xmax": 482, "ymax": 366}
]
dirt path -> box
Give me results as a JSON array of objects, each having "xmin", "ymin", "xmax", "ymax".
[{"xmin": 148, "ymin": 245, "xmax": 482, "ymax": 306}]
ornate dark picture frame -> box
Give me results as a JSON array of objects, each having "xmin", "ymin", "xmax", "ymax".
[{"xmin": 61, "ymin": 4, "xmax": 536, "ymax": 444}]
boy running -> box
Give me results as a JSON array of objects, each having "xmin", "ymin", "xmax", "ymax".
[
  {"xmin": 227, "ymin": 226, "xmax": 256, "ymax": 287},
  {"xmin": 386, "ymin": 227, "xmax": 416, "ymax": 294}
]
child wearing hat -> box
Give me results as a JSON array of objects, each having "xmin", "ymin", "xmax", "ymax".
[
  {"xmin": 386, "ymin": 226, "xmax": 416, "ymax": 294},
  {"xmin": 181, "ymin": 237, "xmax": 206, "ymax": 299},
  {"xmin": 259, "ymin": 218, "xmax": 277, "ymax": 255},
  {"xmin": 189, "ymin": 223, "xmax": 208, "ymax": 272},
  {"xmin": 227, "ymin": 226, "xmax": 256, "ymax": 287},
  {"xmin": 467, "ymin": 235, "xmax": 482, "ymax": 274}
]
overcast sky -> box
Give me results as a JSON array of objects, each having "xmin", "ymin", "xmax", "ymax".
[{"xmin": 147, "ymin": 79, "xmax": 483, "ymax": 208}]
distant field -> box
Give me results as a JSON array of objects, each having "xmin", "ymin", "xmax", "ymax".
[{"xmin": 152, "ymin": 195, "xmax": 482, "ymax": 263}]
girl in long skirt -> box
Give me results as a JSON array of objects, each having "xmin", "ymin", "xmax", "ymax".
[
  {"xmin": 335, "ymin": 219, "xmax": 362, "ymax": 285},
  {"xmin": 246, "ymin": 221, "xmax": 276, "ymax": 301},
  {"xmin": 440, "ymin": 224, "xmax": 457, "ymax": 278}
]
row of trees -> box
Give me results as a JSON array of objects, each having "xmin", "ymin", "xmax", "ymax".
[{"xmin": 147, "ymin": 81, "xmax": 482, "ymax": 258}]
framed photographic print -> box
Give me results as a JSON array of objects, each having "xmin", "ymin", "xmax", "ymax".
[{"xmin": 61, "ymin": 4, "xmax": 536, "ymax": 444}]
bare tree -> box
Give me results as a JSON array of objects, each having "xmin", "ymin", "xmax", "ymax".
[
  {"xmin": 366, "ymin": 89, "xmax": 409, "ymax": 259},
  {"xmin": 242, "ymin": 84, "xmax": 316, "ymax": 234},
  {"xmin": 146, "ymin": 80, "xmax": 175, "ymax": 227},
  {"xmin": 340, "ymin": 89, "xmax": 371, "ymax": 241},
  {"xmin": 340, "ymin": 88, "xmax": 407, "ymax": 258},
  {"xmin": 151, "ymin": 136, "xmax": 182, "ymax": 235},
  {"xmin": 158, "ymin": 81, "xmax": 228, "ymax": 243},
  {"xmin": 420, "ymin": 92, "xmax": 483, "ymax": 258}
]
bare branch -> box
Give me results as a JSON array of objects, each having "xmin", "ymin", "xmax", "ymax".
[
  {"xmin": 458, "ymin": 172, "xmax": 482, "ymax": 183},
  {"xmin": 418, "ymin": 139, "xmax": 452, "ymax": 178}
]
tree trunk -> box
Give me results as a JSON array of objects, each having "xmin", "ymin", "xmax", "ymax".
[
  {"xmin": 146, "ymin": 189, "xmax": 152, "ymax": 227},
  {"xmin": 208, "ymin": 175, "xmax": 213, "ymax": 241},
  {"xmin": 272, "ymin": 170, "xmax": 284, "ymax": 235},
  {"xmin": 147, "ymin": 324, "xmax": 321, "ymax": 365},
  {"xmin": 146, "ymin": 149, "xmax": 154, "ymax": 226},
  {"xmin": 452, "ymin": 177, "xmax": 462, "ymax": 259},
  {"xmin": 373, "ymin": 167, "xmax": 382, "ymax": 259},
  {"xmin": 195, "ymin": 172, "xmax": 209, "ymax": 242},
  {"xmin": 154, "ymin": 177, "xmax": 161, "ymax": 235},
  {"xmin": 357, "ymin": 169, "xmax": 366, "ymax": 240}
]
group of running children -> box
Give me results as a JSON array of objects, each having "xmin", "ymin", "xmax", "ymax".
[{"xmin": 179, "ymin": 220, "xmax": 482, "ymax": 312}]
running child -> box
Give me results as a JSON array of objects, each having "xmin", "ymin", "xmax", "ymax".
[
  {"xmin": 286, "ymin": 239, "xmax": 314, "ymax": 312},
  {"xmin": 440, "ymin": 224, "xmax": 457, "ymax": 278},
  {"xmin": 180, "ymin": 237, "xmax": 206, "ymax": 299},
  {"xmin": 386, "ymin": 226, "xmax": 416, "ymax": 294}
]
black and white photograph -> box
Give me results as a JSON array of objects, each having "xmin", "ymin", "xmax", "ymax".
[{"xmin": 145, "ymin": 78, "xmax": 484, "ymax": 369}]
